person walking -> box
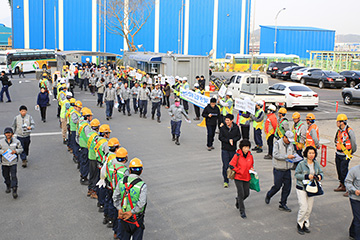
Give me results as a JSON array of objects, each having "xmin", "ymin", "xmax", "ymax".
[
  {"xmin": 36, "ymin": 87, "xmax": 50, "ymax": 122},
  {"xmin": 103, "ymin": 82, "xmax": 117, "ymax": 120},
  {"xmin": 19, "ymin": 63, "xmax": 25, "ymax": 78},
  {"xmin": 345, "ymin": 164, "xmax": 360, "ymax": 240},
  {"xmin": 251, "ymin": 101, "xmax": 265, "ymax": 153},
  {"xmin": 264, "ymin": 105, "xmax": 278, "ymax": 159},
  {"xmin": 131, "ymin": 82, "xmax": 140, "ymax": 113},
  {"xmin": 294, "ymin": 146, "xmax": 324, "ymax": 235},
  {"xmin": 150, "ymin": 83, "xmax": 163, "ymax": 123},
  {"xmin": 265, "ymin": 131, "xmax": 296, "ymax": 212},
  {"xmin": 0, "ymin": 70, "xmax": 12, "ymax": 102},
  {"xmin": 7, "ymin": 61, "xmax": 13, "ymax": 78},
  {"xmin": 12, "ymin": 105, "xmax": 35, "ymax": 168},
  {"xmin": 96, "ymin": 78, "xmax": 106, "ymax": 107},
  {"xmin": 275, "ymin": 107, "xmax": 290, "ymax": 140},
  {"xmin": 138, "ymin": 82, "xmax": 150, "ymax": 119},
  {"xmin": 334, "ymin": 114, "xmax": 357, "ymax": 197},
  {"xmin": 292, "ymin": 112, "xmax": 307, "ymax": 158},
  {"xmin": 120, "ymin": 82, "xmax": 131, "ymax": 116},
  {"xmin": 0, "ymin": 127, "xmax": 23, "ymax": 199},
  {"xmin": 218, "ymin": 92, "xmax": 234, "ymax": 126},
  {"xmin": 202, "ymin": 97, "xmax": 221, "ymax": 151},
  {"xmin": 229, "ymin": 139, "xmax": 254, "ymax": 219},
  {"xmin": 305, "ymin": 113, "xmax": 320, "ymax": 149},
  {"xmin": 239, "ymin": 111, "xmax": 251, "ymax": 140},
  {"xmin": 164, "ymin": 81, "xmax": 171, "ymax": 109},
  {"xmin": 168, "ymin": 98, "xmax": 190, "ymax": 145},
  {"xmin": 219, "ymin": 114, "xmax": 241, "ymax": 188},
  {"xmin": 193, "ymin": 83, "xmax": 202, "ymax": 120}
]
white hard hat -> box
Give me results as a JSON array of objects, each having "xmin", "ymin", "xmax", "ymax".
[
  {"xmin": 175, "ymin": 76, "xmax": 179, "ymax": 79},
  {"xmin": 268, "ymin": 104, "xmax": 276, "ymax": 112},
  {"xmin": 66, "ymin": 91, "xmax": 73, "ymax": 97},
  {"xmin": 226, "ymin": 91, "xmax": 233, "ymax": 96},
  {"xmin": 179, "ymin": 77, "xmax": 183, "ymax": 81},
  {"xmin": 60, "ymin": 79, "xmax": 66, "ymax": 84},
  {"xmin": 158, "ymin": 74, "xmax": 162, "ymax": 77},
  {"xmin": 194, "ymin": 83, "xmax": 199, "ymax": 87},
  {"xmin": 86, "ymin": 58, "xmax": 90, "ymax": 62},
  {"xmin": 183, "ymin": 77, "xmax": 188, "ymax": 81},
  {"xmin": 256, "ymin": 100, "xmax": 264, "ymax": 107}
]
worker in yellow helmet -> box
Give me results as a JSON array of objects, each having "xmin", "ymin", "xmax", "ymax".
[
  {"xmin": 305, "ymin": 113, "xmax": 319, "ymax": 149},
  {"xmin": 292, "ymin": 112, "xmax": 306, "ymax": 158},
  {"xmin": 274, "ymin": 107, "xmax": 290, "ymax": 140},
  {"xmin": 69, "ymin": 100, "xmax": 82, "ymax": 163},
  {"xmin": 87, "ymin": 118, "xmax": 101, "ymax": 199}
]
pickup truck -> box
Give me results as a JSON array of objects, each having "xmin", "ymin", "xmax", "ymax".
[{"xmin": 226, "ymin": 73, "xmax": 286, "ymax": 107}]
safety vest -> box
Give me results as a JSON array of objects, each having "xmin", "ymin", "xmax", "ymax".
[
  {"xmin": 222, "ymin": 98, "xmax": 234, "ymax": 116},
  {"xmin": 275, "ymin": 118, "xmax": 288, "ymax": 139},
  {"xmin": 253, "ymin": 109, "xmax": 264, "ymax": 130},
  {"xmin": 78, "ymin": 70, "xmax": 83, "ymax": 78},
  {"xmin": 94, "ymin": 137, "xmax": 108, "ymax": 165},
  {"xmin": 335, "ymin": 126, "xmax": 353, "ymax": 159},
  {"xmin": 292, "ymin": 121, "xmax": 305, "ymax": 150},
  {"xmin": 57, "ymin": 91, "xmax": 65, "ymax": 105},
  {"xmin": 119, "ymin": 176, "xmax": 146, "ymax": 218},
  {"xmin": 173, "ymin": 82, "xmax": 180, "ymax": 96},
  {"xmin": 239, "ymin": 112, "xmax": 251, "ymax": 126},
  {"xmin": 87, "ymin": 132, "xmax": 99, "ymax": 160},
  {"xmin": 66, "ymin": 106, "xmax": 74, "ymax": 122},
  {"xmin": 60, "ymin": 99, "xmax": 69, "ymax": 119},
  {"xmin": 306, "ymin": 123, "xmax": 319, "ymax": 147},
  {"xmin": 40, "ymin": 79, "xmax": 48, "ymax": 89},
  {"xmin": 265, "ymin": 113, "xmax": 277, "ymax": 140},
  {"xmin": 183, "ymin": 82, "xmax": 189, "ymax": 90},
  {"xmin": 106, "ymin": 162, "xmax": 127, "ymax": 190},
  {"xmin": 69, "ymin": 109, "xmax": 80, "ymax": 132},
  {"xmin": 78, "ymin": 121, "xmax": 89, "ymax": 148}
]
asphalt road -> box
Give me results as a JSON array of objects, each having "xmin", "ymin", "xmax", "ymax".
[
  {"xmin": 213, "ymin": 72, "xmax": 360, "ymax": 120},
  {"xmin": 0, "ymin": 73, "xmax": 356, "ymax": 240}
]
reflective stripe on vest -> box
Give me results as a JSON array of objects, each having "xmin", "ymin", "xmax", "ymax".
[
  {"xmin": 275, "ymin": 118, "xmax": 288, "ymax": 139},
  {"xmin": 95, "ymin": 138, "xmax": 108, "ymax": 163},
  {"xmin": 222, "ymin": 98, "xmax": 233, "ymax": 116},
  {"xmin": 69, "ymin": 110, "xmax": 80, "ymax": 132},
  {"xmin": 292, "ymin": 121, "xmax": 305, "ymax": 150},
  {"xmin": 253, "ymin": 109, "xmax": 264, "ymax": 129},
  {"xmin": 240, "ymin": 112, "xmax": 250, "ymax": 125},
  {"xmin": 306, "ymin": 124, "xmax": 319, "ymax": 147},
  {"xmin": 120, "ymin": 176, "xmax": 146, "ymax": 221},
  {"xmin": 60, "ymin": 99, "xmax": 69, "ymax": 119},
  {"xmin": 336, "ymin": 127, "xmax": 353, "ymax": 159},
  {"xmin": 78, "ymin": 122, "xmax": 89, "ymax": 148}
]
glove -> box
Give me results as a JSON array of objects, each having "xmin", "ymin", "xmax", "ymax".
[{"xmin": 96, "ymin": 179, "xmax": 106, "ymax": 188}]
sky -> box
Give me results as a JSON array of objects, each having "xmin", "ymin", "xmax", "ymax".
[{"xmin": 0, "ymin": 0, "xmax": 359, "ymax": 35}]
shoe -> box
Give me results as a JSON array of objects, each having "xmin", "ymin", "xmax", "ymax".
[
  {"xmin": 12, "ymin": 187, "xmax": 18, "ymax": 199},
  {"xmin": 114, "ymin": 233, "xmax": 119, "ymax": 239},
  {"xmin": 175, "ymin": 137, "xmax": 180, "ymax": 145},
  {"xmin": 264, "ymin": 155, "xmax": 272, "ymax": 159},
  {"xmin": 235, "ymin": 197, "xmax": 239, "ymax": 209},
  {"xmin": 22, "ymin": 160, "xmax": 27, "ymax": 168},
  {"xmin": 152, "ymin": 115, "xmax": 155, "ymax": 120},
  {"xmin": 123, "ymin": 112, "xmax": 126, "ymax": 115},
  {"xmin": 107, "ymin": 220, "xmax": 114, "ymax": 228},
  {"xmin": 87, "ymin": 189, "xmax": 92, "ymax": 197},
  {"xmin": 6, "ymin": 100, "xmax": 11, "ymax": 103},
  {"xmin": 5, "ymin": 185, "xmax": 11, "ymax": 194},
  {"xmin": 103, "ymin": 217, "xmax": 109, "ymax": 224},
  {"xmin": 80, "ymin": 177, "xmax": 90, "ymax": 185},
  {"xmin": 63, "ymin": 139, "xmax": 68, "ymax": 144},
  {"xmin": 207, "ymin": 147, "xmax": 212, "ymax": 151},
  {"xmin": 240, "ymin": 210, "xmax": 247, "ymax": 219},
  {"xmin": 211, "ymin": 146, "xmax": 215, "ymax": 150},
  {"xmin": 98, "ymin": 204, "xmax": 104, "ymax": 212},
  {"xmin": 118, "ymin": 109, "xmax": 121, "ymax": 112},
  {"xmin": 172, "ymin": 134, "xmax": 176, "ymax": 141},
  {"xmin": 128, "ymin": 113, "xmax": 131, "ymax": 116},
  {"xmin": 140, "ymin": 114, "xmax": 142, "ymax": 118},
  {"xmin": 265, "ymin": 195, "xmax": 270, "ymax": 204},
  {"xmin": 109, "ymin": 116, "xmax": 112, "ymax": 119},
  {"xmin": 157, "ymin": 117, "xmax": 161, "ymax": 123},
  {"xmin": 193, "ymin": 117, "xmax": 200, "ymax": 121},
  {"xmin": 334, "ymin": 183, "xmax": 346, "ymax": 192},
  {"xmin": 90, "ymin": 192, "xmax": 98, "ymax": 199},
  {"xmin": 256, "ymin": 148, "xmax": 263, "ymax": 153},
  {"xmin": 224, "ymin": 182, "xmax": 229, "ymax": 188},
  {"xmin": 344, "ymin": 191, "xmax": 349, "ymax": 197},
  {"xmin": 106, "ymin": 117, "xmax": 109, "ymax": 121},
  {"xmin": 73, "ymin": 156, "xmax": 78, "ymax": 163},
  {"xmin": 297, "ymin": 224, "xmax": 305, "ymax": 235},
  {"xmin": 0, "ymin": 100, "xmax": 3, "ymax": 102},
  {"xmin": 251, "ymin": 146, "xmax": 259, "ymax": 151},
  {"xmin": 143, "ymin": 115, "xmax": 147, "ymax": 119},
  {"xmin": 279, "ymin": 204, "xmax": 292, "ymax": 212},
  {"xmin": 302, "ymin": 223, "xmax": 311, "ymax": 233}
]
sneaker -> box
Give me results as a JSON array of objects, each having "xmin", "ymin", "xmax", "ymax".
[
  {"xmin": 264, "ymin": 155, "xmax": 272, "ymax": 159},
  {"xmin": 5, "ymin": 185, "xmax": 11, "ymax": 194},
  {"xmin": 224, "ymin": 182, "xmax": 229, "ymax": 188},
  {"xmin": 22, "ymin": 160, "xmax": 27, "ymax": 168},
  {"xmin": 80, "ymin": 177, "xmax": 90, "ymax": 185},
  {"xmin": 90, "ymin": 192, "xmax": 98, "ymax": 199},
  {"xmin": 265, "ymin": 195, "xmax": 270, "ymax": 204},
  {"xmin": 87, "ymin": 189, "xmax": 92, "ymax": 197},
  {"xmin": 107, "ymin": 220, "xmax": 114, "ymax": 228},
  {"xmin": 210, "ymin": 146, "xmax": 215, "ymax": 150},
  {"xmin": 297, "ymin": 224, "xmax": 305, "ymax": 235},
  {"xmin": 251, "ymin": 146, "xmax": 259, "ymax": 151},
  {"xmin": 256, "ymin": 148, "xmax": 263, "ymax": 153},
  {"xmin": 98, "ymin": 204, "xmax": 104, "ymax": 212},
  {"xmin": 207, "ymin": 147, "xmax": 212, "ymax": 151},
  {"xmin": 279, "ymin": 204, "xmax": 292, "ymax": 212},
  {"xmin": 302, "ymin": 224, "xmax": 311, "ymax": 233},
  {"xmin": 240, "ymin": 210, "xmax": 247, "ymax": 219}
]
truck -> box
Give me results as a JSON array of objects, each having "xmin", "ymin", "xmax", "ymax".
[{"xmin": 226, "ymin": 73, "xmax": 286, "ymax": 107}]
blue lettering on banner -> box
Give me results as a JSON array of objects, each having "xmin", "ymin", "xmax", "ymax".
[{"xmin": 180, "ymin": 89, "xmax": 210, "ymax": 109}]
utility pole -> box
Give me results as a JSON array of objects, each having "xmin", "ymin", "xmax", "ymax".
[{"xmin": 274, "ymin": 8, "xmax": 286, "ymax": 54}]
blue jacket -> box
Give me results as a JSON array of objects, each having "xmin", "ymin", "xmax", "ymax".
[{"xmin": 37, "ymin": 92, "xmax": 49, "ymax": 107}]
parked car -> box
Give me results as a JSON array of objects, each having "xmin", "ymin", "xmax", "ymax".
[
  {"xmin": 266, "ymin": 62, "xmax": 298, "ymax": 78},
  {"xmin": 269, "ymin": 82, "xmax": 319, "ymax": 110},
  {"xmin": 340, "ymin": 70, "xmax": 360, "ymax": 88},
  {"xmin": 291, "ymin": 68, "xmax": 321, "ymax": 82},
  {"xmin": 276, "ymin": 66, "xmax": 305, "ymax": 80},
  {"xmin": 342, "ymin": 83, "xmax": 360, "ymax": 105},
  {"xmin": 300, "ymin": 70, "xmax": 346, "ymax": 89}
]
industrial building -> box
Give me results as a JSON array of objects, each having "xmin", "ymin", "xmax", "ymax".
[
  {"xmin": 12, "ymin": 0, "xmax": 252, "ymax": 59},
  {"xmin": 259, "ymin": 26, "xmax": 335, "ymax": 59},
  {"xmin": 0, "ymin": 24, "xmax": 12, "ymax": 49}
]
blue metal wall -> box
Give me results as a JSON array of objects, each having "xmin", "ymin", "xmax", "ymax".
[
  {"xmin": 12, "ymin": 0, "xmax": 251, "ymax": 58},
  {"xmin": 260, "ymin": 26, "xmax": 335, "ymax": 59}
]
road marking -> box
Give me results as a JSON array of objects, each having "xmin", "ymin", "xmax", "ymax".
[
  {"xmin": 0, "ymin": 132, "xmax": 62, "ymax": 138},
  {"xmin": 82, "ymin": 99, "xmax": 96, "ymax": 102}
]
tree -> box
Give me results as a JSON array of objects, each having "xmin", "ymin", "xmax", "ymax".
[
  {"xmin": 100, "ymin": 0, "xmax": 154, "ymax": 52},
  {"xmin": 8, "ymin": 0, "xmax": 11, "ymax": 7}
]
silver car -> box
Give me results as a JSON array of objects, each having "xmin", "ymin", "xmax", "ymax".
[
  {"xmin": 291, "ymin": 68, "xmax": 321, "ymax": 82},
  {"xmin": 342, "ymin": 84, "xmax": 360, "ymax": 105}
]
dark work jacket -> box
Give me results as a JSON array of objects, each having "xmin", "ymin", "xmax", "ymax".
[
  {"xmin": 219, "ymin": 122, "xmax": 241, "ymax": 151},
  {"xmin": 0, "ymin": 75, "xmax": 9, "ymax": 86},
  {"xmin": 37, "ymin": 92, "xmax": 50, "ymax": 107},
  {"xmin": 202, "ymin": 104, "xmax": 221, "ymax": 126}
]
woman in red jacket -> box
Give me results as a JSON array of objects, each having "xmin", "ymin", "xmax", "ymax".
[{"xmin": 229, "ymin": 139, "xmax": 254, "ymax": 219}]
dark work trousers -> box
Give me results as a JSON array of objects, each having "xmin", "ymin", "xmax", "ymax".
[
  {"xmin": 266, "ymin": 168, "xmax": 291, "ymax": 205},
  {"xmin": 97, "ymin": 186, "xmax": 106, "ymax": 206},
  {"xmin": 336, "ymin": 153, "xmax": 350, "ymax": 185},
  {"xmin": 350, "ymin": 198, "xmax": 360, "ymax": 240},
  {"xmin": 70, "ymin": 132, "xmax": 78, "ymax": 158},
  {"xmin": 88, "ymin": 160, "xmax": 99, "ymax": 191},
  {"xmin": 234, "ymin": 179, "xmax": 250, "ymax": 211},
  {"xmin": 151, "ymin": 102, "xmax": 161, "ymax": 117},
  {"xmin": 267, "ymin": 134, "xmax": 275, "ymax": 156},
  {"xmin": 40, "ymin": 106, "xmax": 47, "ymax": 121},
  {"xmin": 182, "ymin": 99, "xmax": 189, "ymax": 112},
  {"xmin": 133, "ymin": 98, "xmax": 138, "ymax": 112},
  {"xmin": 106, "ymin": 100, "xmax": 114, "ymax": 117},
  {"xmin": 118, "ymin": 217, "xmax": 145, "ymax": 240},
  {"xmin": 97, "ymin": 93, "xmax": 104, "ymax": 107},
  {"xmin": 117, "ymin": 95, "xmax": 122, "ymax": 111},
  {"xmin": 2, "ymin": 165, "xmax": 18, "ymax": 188},
  {"xmin": 89, "ymin": 85, "xmax": 96, "ymax": 94},
  {"xmin": 122, "ymin": 99, "xmax": 131, "ymax": 114},
  {"xmin": 139, "ymin": 100, "xmax": 148, "ymax": 116},
  {"xmin": 53, "ymin": 87, "xmax": 57, "ymax": 100},
  {"xmin": 206, "ymin": 124, "xmax": 216, "ymax": 147},
  {"xmin": 57, "ymin": 104, "xmax": 61, "ymax": 118},
  {"xmin": 194, "ymin": 105, "xmax": 200, "ymax": 118},
  {"xmin": 79, "ymin": 78, "xmax": 85, "ymax": 90},
  {"xmin": 19, "ymin": 71, "xmax": 25, "ymax": 78},
  {"xmin": 0, "ymin": 85, "xmax": 11, "ymax": 101},
  {"xmin": 221, "ymin": 150, "xmax": 236, "ymax": 183},
  {"xmin": 254, "ymin": 128, "xmax": 263, "ymax": 147},
  {"xmin": 17, "ymin": 136, "xmax": 30, "ymax": 161},
  {"xmin": 8, "ymin": 69, "xmax": 13, "ymax": 78},
  {"xmin": 164, "ymin": 96, "xmax": 170, "ymax": 108},
  {"xmin": 67, "ymin": 125, "xmax": 71, "ymax": 148},
  {"xmin": 240, "ymin": 125, "xmax": 250, "ymax": 140},
  {"xmin": 105, "ymin": 189, "xmax": 118, "ymax": 232},
  {"xmin": 171, "ymin": 120, "xmax": 182, "ymax": 137},
  {"xmin": 84, "ymin": 78, "xmax": 89, "ymax": 90},
  {"xmin": 79, "ymin": 147, "xmax": 89, "ymax": 178}
]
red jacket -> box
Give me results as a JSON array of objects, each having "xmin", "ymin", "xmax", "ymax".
[{"xmin": 229, "ymin": 149, "xmax": 254, "ymax": 181}]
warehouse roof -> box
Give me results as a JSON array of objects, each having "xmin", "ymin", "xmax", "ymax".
[
  {"xmin": 56, "ymin": 51, "xmax": 119, "ymax": 57},
  {"xmin": 0, "ymin": 24, "xmax": 11, "ymax": 46},
  {"xmin": 260, "ymin": 25, "xmax": 335, "ymax": 32}
]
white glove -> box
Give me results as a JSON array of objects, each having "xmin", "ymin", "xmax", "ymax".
[{"xmin": 96, "ymin": 179, "xmax": 106, "ymax": 188}]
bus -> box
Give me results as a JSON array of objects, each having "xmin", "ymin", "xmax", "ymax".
[
  {"xmin": 0, "ymin": 49, "xmax": 56, "ymax": 74},
  {"xmin": 224, "ymin": 53, "xmax": 300, "ymax": 72}
]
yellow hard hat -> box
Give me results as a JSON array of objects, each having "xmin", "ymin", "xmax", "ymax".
[
  {"xmin": 292, "ymin": 112, "xmax": 300, "ymax": 119},
  {"xmin": 42, "ymin": 73, "xmax": 48, "ymax": 76},
  {"xmin": 116, "ymin": 147, "xmax": 128, "ymax": 158},
  {"xmin": 129, "ymin": 158, "xmax": 143, "ymax": 168},
  {"xmin": 278, "ymin": 107, "xmax": 287, "ymax": 114},
  {"xmin": 120, "ymin": 66, "xmax": 125, "ymax": 69},
  {"xmin": 337, "ymin": 114, "xmax": 348, "ymax": 121},
  {"xmin": 70, "ymin": 98, "xmax": 76, "ymax": 104},
  {"xmin": 108, "ymin": 138, "xmax": 120, "ymax": 147},
  {"xmin": 63, "ymin": 66, "xmax": 67, "ymax": 69},
  {"xmin": 90, "ymin": 118, "xmax": 100, "ymax": 127},
  {"xmin": 74, "ymin": 100, "xmax": 82, "ymax": 108},
  {"xmin": 306, "ymin": 113, "xmax": 316, "ymax": 120},
  {"xmin": 99, "ymin": 124, "xmax": 111, "ymax": 133},
  {"xmin": 81, "ymin": 107, "xmax": 93, "ymax": 116}
]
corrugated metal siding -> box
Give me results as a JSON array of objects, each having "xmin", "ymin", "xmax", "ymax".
[
  {"xmin": 188, "ymin": 0, "xmax": 214, "ymax": 56},
  {"xmin": 12, "ymin": 0, "xmax": 24, "ymax": 48},
  {"xmin": 44, "ymin": 0, "xmax": 58, "ymax": 50},
  {"xmin": 133, "ymin": 4, "xmax": 155, "ymax": 52},
  {"xmin": 29, "ymin": 0, "xmax": 43, "ymax": 49},
  {"xmin": 260, "ymin": 26, "xmax": 335, "ymax": 59}
]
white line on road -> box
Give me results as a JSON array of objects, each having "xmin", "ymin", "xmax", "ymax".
[{"xmin": 0, "ymin": 132, "xmax": 62, "ymax": 138}]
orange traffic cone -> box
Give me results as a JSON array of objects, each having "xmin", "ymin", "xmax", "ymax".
[{"xmin": 197, "ymin": 118, "xmax": 206, "ymax": 127}]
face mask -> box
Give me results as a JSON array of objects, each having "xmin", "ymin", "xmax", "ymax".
[{"xmin": 175, "ymin": 102, "xmax": 180, "ymax": 107}]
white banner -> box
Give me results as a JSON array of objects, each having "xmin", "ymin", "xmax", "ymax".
[
  {"xmin": 180, "ymin": 89, "xmax": 210, "ymax": 109},
  {"xmin": 161, "ymin": 77, "xmax": 166, "ymax": 85},
  {"xmin": 234, "ymin": 98, "xmax": 256, "ymax": 115},
  {"xmin": 218, "ymin": 84, "xmax": 227, "ymax": 97},
  {"xmin": 168, "ymin": 76, "xmax": 175, "ymax": 86}
]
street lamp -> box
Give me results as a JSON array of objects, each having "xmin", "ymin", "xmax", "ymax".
[{"xmin": 274, "ymin": 7, "xmax": 286, "ymax": 54}]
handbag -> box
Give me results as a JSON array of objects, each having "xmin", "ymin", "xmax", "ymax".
[
  {"xmin": 7, "ymin": 80, "xmax": 12, "ymax": 87},
  {"xmin": 227, "ymin": 153, "xmax": 240, "ymax": 180},
  {"xmin": 249, "ymin": 173, "xmax": 260, "ymax": 192},
  {"xmin": 306, "ymin": 180, "xmax": 324, "ymax": 197}
]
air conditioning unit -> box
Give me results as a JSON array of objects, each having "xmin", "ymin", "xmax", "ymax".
[{"xmin": 151, "ymin": 67, "xmax": 158, "ymax": 74}]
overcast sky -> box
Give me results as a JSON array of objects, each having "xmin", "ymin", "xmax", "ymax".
[{"xmin": 0, "ymin": 0, "xmax": 359, "ymax": 35}]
